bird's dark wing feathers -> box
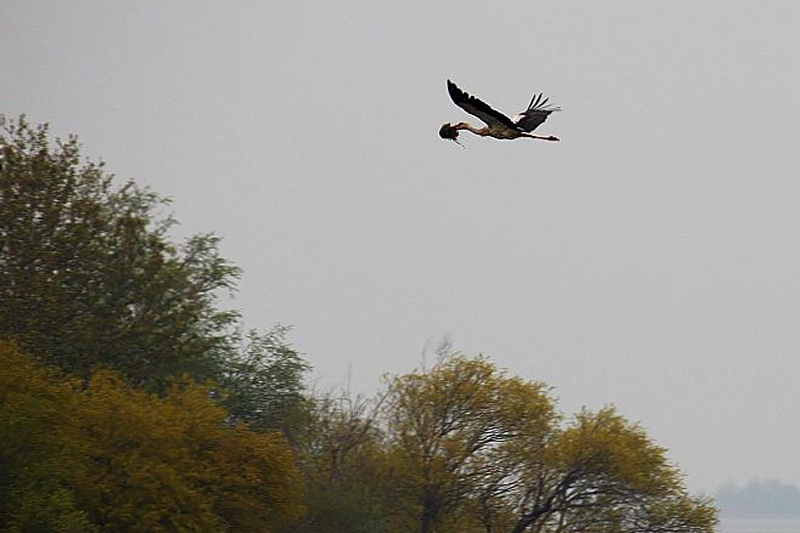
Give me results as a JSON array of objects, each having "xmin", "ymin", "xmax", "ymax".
[
  {"xmin": 447, "ymin": 80, "xmax": 519, "ymax": 131},
  {"xmin": 513, "ymin": 92, "xmax": 561, "ymax": 132}
]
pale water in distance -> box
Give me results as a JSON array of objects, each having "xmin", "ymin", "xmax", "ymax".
[{"xmin": 720, "ymin": 518, "xmax": 800, "ymax": 533}]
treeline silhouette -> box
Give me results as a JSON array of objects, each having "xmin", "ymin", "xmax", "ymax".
[
  {"xmin": 717, "ymin": 479, "xmax": 800, "ymax": 518},
  {"xmin": 0, "ymin": 116, "xmax": 717, "ymax": 533}
]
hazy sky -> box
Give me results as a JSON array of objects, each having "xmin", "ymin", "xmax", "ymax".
[{"xmin": 3, "ymin": 1, "xmax": 800, "ymax": 493}]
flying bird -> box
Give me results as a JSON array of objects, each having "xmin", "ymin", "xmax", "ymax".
[{"xmin": 440, "ymin": 80, "xmax": 560, "ymax": 145}]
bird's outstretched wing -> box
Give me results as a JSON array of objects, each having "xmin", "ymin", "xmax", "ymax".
[
  {"xmin": 513, "ymin": 93, "xmax": 561, "ymax": 132},
  {"xmin": 447, "ymin": 80, "xmax": 519, "ymax": 131}
]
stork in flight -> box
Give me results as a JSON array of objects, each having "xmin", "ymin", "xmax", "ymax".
[{"xmin": 439, "ymin": 80, "xmax": 560, "ymax": 145}]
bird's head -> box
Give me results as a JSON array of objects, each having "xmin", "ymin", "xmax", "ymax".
[{"xmin": 439, "ymin": 123, "xmax": 459, "ymax": 141}]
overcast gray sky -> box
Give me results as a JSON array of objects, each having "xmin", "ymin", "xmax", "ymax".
[{"xmin": 3, "ymin": 1, "xmax": 800, "ymax": 494}]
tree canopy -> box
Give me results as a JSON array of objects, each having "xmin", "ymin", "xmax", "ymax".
[
  {"xmin": 1, "ymin": 116, "xmax": 718, "ymax": 533},
  {"xmin": 381, "ymin": 354, "xmax": 717, "ymax": 533},
  {"xmin": 0, "ymin": 340, "xmax": 303, "ymax": 533},
  {"xmin": 384, "ymin": 354, "xmax": 557, "ymax": 533},
  {"xmin": 0, "ymin": 116, "xmax": 241, "ymax": 389},
  {"xmin": 0, "ymin": 115, "xmax": 311, "ymax": 532},
  {"xmin": 219, "ymin": 326, "xmax": 312, "ymax": 437}
]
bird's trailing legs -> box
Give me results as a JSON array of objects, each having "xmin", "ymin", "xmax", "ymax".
[{"xmin": 523, "ymin": 133, "xmax": 560, "ymax": 141}]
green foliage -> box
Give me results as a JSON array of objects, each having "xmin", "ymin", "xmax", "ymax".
[
  {"xmin": 219, "ymin": 326, "xmax": 311, "ymax": 437},
  {"xmin": 290, "ymin": 389, "xmax": 391, "ymax": 533},
  {"xmin": 0, "ymin": 115, "xmax": 715, "ymax": 533},
  {"xmin": 298, "ymin": 477, "xmax": 390, "ymax": 533},
  {"xmin": 0, "ymin": 115, "xmax": 314, "ymax": 532},
  {"xmin": 0, "ymin": 116, "xmax": 240, "ymax": 390}
]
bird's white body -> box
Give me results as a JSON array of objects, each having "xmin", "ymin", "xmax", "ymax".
[{"xmin": 440, "ymin": 80, "xmax": 561, "ymax": 143}]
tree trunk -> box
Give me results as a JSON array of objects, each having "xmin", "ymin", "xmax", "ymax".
[{"xmin": 420, "ymin": 500, "xmax": 439, "ymax": 533}]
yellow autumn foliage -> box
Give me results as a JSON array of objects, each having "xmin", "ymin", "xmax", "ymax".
[
  {"xmin": 0, "ymin": 339, "xmax": 303, "ymax": 533},
  {"xmin": 384, "ymin": 354, "xmax": 717, "ymax": 533},
  {"xmin": 0, "ymin": 340, "xmax": 95, "ymax": 533}
]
